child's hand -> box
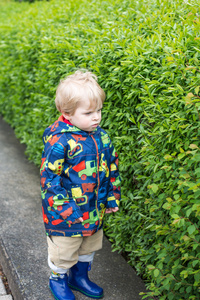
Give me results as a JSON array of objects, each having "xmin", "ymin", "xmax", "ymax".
[
  {"xmin": 72, "ymin": 217, "xmax": 84, "ymax": 224},
  {"xmin": 105, "ymin": 207, "xmax": 119, "ymax": 214}
]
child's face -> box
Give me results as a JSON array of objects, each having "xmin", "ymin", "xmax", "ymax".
[{"xmin": 63, "ymin": 98, "xmax": 102, "ymax": 132}]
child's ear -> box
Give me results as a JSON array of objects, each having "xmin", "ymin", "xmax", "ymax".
[{"xmin": 62, "ymin": 112, "xmax": 71, "ymax": 120}]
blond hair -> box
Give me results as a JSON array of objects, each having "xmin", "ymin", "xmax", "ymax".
[{"xmin": 55, "ymin": 70, "xmax": 106, "ymax": 115}]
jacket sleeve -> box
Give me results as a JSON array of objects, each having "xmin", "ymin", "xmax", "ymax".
[
  {"xmin": 106, "ymin": 141, "xmax": 121, "ymax": 209},
  {"xmin": 40, "ymin": 142, "xmax": 83, "ymax": 224}
]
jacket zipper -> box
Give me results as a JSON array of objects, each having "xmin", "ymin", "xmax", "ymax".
[{"xmin": 90, "ymin": 135, "xmax": 100, "ymax": 223}]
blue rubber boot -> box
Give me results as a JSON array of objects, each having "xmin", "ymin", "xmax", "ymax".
[
  {"xmin": 68, "ymin": 261, "xmax": 103, "ymax": 299},
  {"xmin": 49, "ymin": 274, "xmax": 75, "ymax": 300}
]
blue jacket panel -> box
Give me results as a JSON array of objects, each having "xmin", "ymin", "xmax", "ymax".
[{"xmin": 40, "ymin": 116, "xmax": 121, "ymax": 237}]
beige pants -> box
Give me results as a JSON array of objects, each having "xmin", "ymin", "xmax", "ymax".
[{"xmin": 47, "ymin": 229, "xmax": 103, "ymax": 271}]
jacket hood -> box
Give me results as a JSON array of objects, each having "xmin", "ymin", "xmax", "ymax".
[{"xmin": 43, "ymin": 115, "xmax": 100, "ymax": 142}]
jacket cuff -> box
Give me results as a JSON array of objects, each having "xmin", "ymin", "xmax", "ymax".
[
  {"xmin": 106, "ymin": 196, "xmax": 120, "ymax": 209},
  {"xmin": 67, "ymin": 208, "xmax": 83, "ymax": 223},
  {"xmin": 60, "ymin": 201, "xmax": 83, "ymax": 223}
]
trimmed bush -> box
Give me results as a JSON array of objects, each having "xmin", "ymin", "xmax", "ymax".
[{"xmin": 0, "ymin": 0, "xmax": 200, "ymax": 298}]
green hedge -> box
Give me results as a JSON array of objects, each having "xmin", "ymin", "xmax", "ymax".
[{"xmin": 0, "ymin": 0, "xmax": 200, "ymax": 299}]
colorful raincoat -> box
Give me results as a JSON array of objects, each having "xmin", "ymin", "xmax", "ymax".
[{"xmin": 40, "ymin": 115, "xmax": 121, "ymax": 237}]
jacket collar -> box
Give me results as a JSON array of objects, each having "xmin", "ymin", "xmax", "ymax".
[{"xmin": 53, "ymin": 115, "xmax": 100, "ymax": 136}]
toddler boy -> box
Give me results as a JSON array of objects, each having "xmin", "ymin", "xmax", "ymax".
[{"xmin": 40, "ymin": 70, "xmax": 121, "ymax": 300}]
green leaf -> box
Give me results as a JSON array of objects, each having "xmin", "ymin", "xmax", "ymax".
[
  {"xmin": 154, "ymin": 269, "xmax": 160, "ymax": 278},
  {"xmin": 163, "ymin": 202, "xmax": 172, "ymax": 210},
  {"xmin": 189, "ymin": 144, "xmax": 199, "ymax": 149},
  {"xmin": 151, "ymin": 184, "xmax": 159, "ymax": 193},
  {"xmin": 194, "ymin": 272, "xmax": 200, "ymax": 283},
  {"xmin": 187, "ymin": 225, "xmax": 196, "ymax": 235},
  {"xmin": 195, "ymin": 86, "xmax": 200, "ymax": 94},
  {"xmin": 192, "ymin": 260, "xmax": 199, "ymax": 268}
]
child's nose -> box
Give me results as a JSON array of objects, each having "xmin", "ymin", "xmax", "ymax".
[{"xmin": 92, "ymin": 112, "xmax": 99, "ymax": 120}]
